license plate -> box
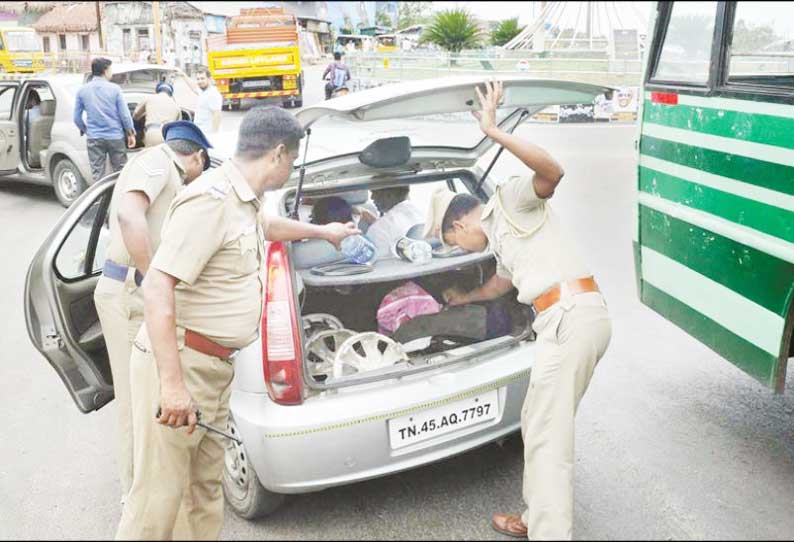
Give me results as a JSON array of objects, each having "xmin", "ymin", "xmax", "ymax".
[
  {"xmin": 242, "ymin": 79, "xmax": 270, "ymax": 89},
  {"xmin": 388, "ymin": 390, "xmax": 499, "ymax": 450}
]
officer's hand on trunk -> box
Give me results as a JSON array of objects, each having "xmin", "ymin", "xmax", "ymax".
[{"xmin": 157, "ymin": 384, "xmax": 199, "ymax": 435}]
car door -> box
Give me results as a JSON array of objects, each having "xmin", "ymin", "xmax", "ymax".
[
  {"xmin": 25, "ymin": 174, "xmax": 117, "ymax": 413},
  {"xmin": 0, "ymin": 81, "xmax": 21, "ymax": 173}
]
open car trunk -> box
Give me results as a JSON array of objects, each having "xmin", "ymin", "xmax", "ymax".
[
  {"xmin": 281, "ymin": 172, "xmax": 535, "ymax": 390},
  {"xmin": 298, "ymin": 258, "xmax": 535, "ymax": 387}
]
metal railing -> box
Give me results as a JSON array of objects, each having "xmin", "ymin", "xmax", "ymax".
[{"xmin": 346, "ymin": 51, "xmax": 643, "ymax": 89}]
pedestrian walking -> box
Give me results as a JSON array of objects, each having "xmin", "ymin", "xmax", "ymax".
[
  {"xmin": 115, "ymin": 106, "xmax": 359, "ymax": 540},
  {"xmin": 194, "ymin": 67, "xmax": 222, "ymax": 138},
  {"xmin": 424, "ymin": 81, "xmax": 612, "ymax": 541},
  {"xmin": 94, "ymin": 121, "xmax": 212, "ymax": 502},
  {"xmin": 73, "ymin": 57, "xmax": 136, "ymax": 182},
  {"xmin": 132, "ymin": 82, "xmax": 181, "ymax": 147}
]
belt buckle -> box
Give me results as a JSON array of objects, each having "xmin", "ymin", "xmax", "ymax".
[{"xmin": 227, "ymin": 349, "xmax": 241, "ymax": 361}]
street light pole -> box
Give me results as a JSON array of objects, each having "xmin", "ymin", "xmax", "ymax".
[
  {"xmin": 153, "ymin": 0, "xmax": 162, "ymax": 64},
  {"xmin": 95, "ymin": 1, "xmax": 104, "ymax": 50}
]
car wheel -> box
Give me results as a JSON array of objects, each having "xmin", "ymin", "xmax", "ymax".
[
  {"xmin": 222, "ymin": 414, "xmax": 286, "ymax": 519},
  {"xmin": 52, "ymin": 158, "xmax": 87, "ymax": 207}
]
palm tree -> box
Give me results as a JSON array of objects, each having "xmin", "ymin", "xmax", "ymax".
[
  {"xmin": 491, "ymin": 17, "xmax": 525, "ymax": 47},
  {"xmin": 420, "ymin": 8, "xmax": 483, "ymax": 54}
]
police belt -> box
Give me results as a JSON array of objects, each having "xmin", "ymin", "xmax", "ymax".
[
  {"xmin": 184, "ymin": 330, "xmax": 239, "ymax": 360},
  {"xmin": 145, "ymin": 123, "xmax": 162, "ymax": 131},
  {"xmin": 532, "ymin": 276, "xmax": 599, "ymax": 314},
  {"xmin": 103, "ymin": 260, "xmax": 143, "ymax": 287}
]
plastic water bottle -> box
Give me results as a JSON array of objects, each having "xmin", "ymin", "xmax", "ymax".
[
  {"xmin": 394, "ymin": 237, "xmax": 433, "ymax": 265},
  {"xmin": 340, "ymin": 235, "xmax": 377, "ymax": 264}
]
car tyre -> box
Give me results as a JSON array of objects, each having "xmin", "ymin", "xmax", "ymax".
[
  {"xmin": 222, "ymin": 414, "xmax": 286, "ymax": 519},
  {"xmin": 52, "ymin": 158, "xmax": 87, "ymax": 207}
]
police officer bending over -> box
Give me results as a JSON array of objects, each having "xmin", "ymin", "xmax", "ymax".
[
  {"xmin": 116, "ymin": 107, "xmax": 358, "ymax": 540},
  {"xmin": 424, "ymin": 81, "xmax": 612, "ymax": 541},
  {"xmin": 94, "ymin": 121, "xmax": 212, "ymax": 503}
]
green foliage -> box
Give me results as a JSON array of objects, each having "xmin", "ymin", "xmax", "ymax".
[
  {"xmin": 491, "ymin": 17, "xmax": 524, "ymax": 47},
  {"xmin": 397, "ymin": 1, "xmax": 432, "ymax": 31},
  {"xmin": 420, "ymin": 8, "xmax": 484, "ymax": 53},
  {"xmin": 376, "ymin": 10, "xmax": 394, "ymax": 28}
]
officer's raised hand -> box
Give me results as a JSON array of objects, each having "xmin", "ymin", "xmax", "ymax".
[
  {"xmin": 472, "ymin": 79, "xmax": 504, "ymax": 137},
  {"xmin": 157, "ymin": 383, "xmax": 198, "ymax": 435},
  {"xmin": 323, "ymin": 221, "xmax": 361, "ymax": 249}
]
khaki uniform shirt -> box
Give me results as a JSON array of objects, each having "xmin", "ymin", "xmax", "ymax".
[
  {"xmin": 135, "ymin": 92, "xmax": 181, "ymax": 127},
  {"xmin": 481, "ymin": 175, "xmax": 590, "ymax": 306},
  {"xmin": 105, "ymin": 144, "xmax": 187, "ymax": 268},
  {"xmin": 150, "ymin": 160, "xmax": 268, "ymax": 349}
]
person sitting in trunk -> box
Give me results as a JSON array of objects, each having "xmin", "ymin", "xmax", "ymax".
[
  {"xmin": 309, "ymin": 196, "xmax": 354, "ymax": 226},
  {"xmin": 359, "ymin": 186, "xmax": 424, "ymax": 259}
]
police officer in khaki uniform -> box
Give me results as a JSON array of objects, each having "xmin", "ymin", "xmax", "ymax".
[
  {"xmin": 94, "ymin": 121, "xmax": 212, "ymax": 501},
  {"xmin": 424, "ymin": 81, "xmax": 612, "ymax": 541},
  {"xmin": 116, "ymin": 107, "xmax": 358, "ymax": 540},
  {"xmin": 133, "ymin": 82, "xmax": 182, "ymax": 147}
]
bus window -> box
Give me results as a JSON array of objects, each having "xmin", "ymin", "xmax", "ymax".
[
  {"xmin": 727, "ymin": 2, "xmax": 794, "ymax": 88},
  {"xmin": 652, "ymin": 1, "xmax": 718, "ymax": 85}
]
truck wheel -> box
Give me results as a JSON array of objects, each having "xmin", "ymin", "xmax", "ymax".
[
  {"xmin": 222, "ymin": 415, "xmax": 286, "ymax": 519},
  {"xmin": 52, "ymin": 158, "xmax": 87, "ymax": 207},
  {"xmin": 230, "ymin": 99, "xmax": 241, "ymax": 111}
]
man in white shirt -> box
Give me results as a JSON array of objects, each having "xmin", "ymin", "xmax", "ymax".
[
  {"xmin": 194, "ymin": 67, "xmax": 222, "ymax": 138},
  {"xmin": 362, "ymin": 186, "xmax": 425, "ymax": 259}
]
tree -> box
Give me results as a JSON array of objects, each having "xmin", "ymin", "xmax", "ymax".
[
  {"xmin": 491, "ymin": 17, "xmax": 524, "ymax": 47},
  {"xmin": 420, "ymin": 8, "xmax": 484, "ymax": 53},
  {"xmin": 397, "ymin": 1, "xmax": 432, "ymax": 30},
  {"xmin": 376, "ymin": 9, "xmax": 393, "ymax": 28}
]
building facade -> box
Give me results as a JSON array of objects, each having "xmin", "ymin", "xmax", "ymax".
[{"xmin": 101, "ymin": 1, "xmax": 207, "ymax": 70}]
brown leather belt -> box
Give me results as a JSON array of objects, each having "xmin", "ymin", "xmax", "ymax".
[
  {"xmin": 532, "ymin": 276, "xmax": 600, "ymax": 314},
  {"xmin": 185, "ymin": 329, "xmax": 239, "ymax": 360}
]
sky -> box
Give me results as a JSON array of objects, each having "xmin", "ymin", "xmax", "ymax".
[{"xmin": 435, "ymin": 2, "xmax": 655, "ymax": 30}]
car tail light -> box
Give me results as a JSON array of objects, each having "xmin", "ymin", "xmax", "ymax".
[{"xmin": 262, "ymin": 242, "xmax": 304, "ymax": 405}]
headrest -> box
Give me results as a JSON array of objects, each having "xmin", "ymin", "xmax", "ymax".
[{"xmin": 39, "ymin": 100, "xmax": 55, "ymax": 115}]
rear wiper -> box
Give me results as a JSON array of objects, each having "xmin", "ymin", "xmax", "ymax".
[
  {"xmin": 475, "ymin": 108, "xmax": 530, "ymax": 194},
  {"xmin": 290, "ymin": 127, "xmax": 312, "ymax": 220}
]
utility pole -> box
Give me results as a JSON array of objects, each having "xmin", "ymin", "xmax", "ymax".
[
  {"xmin": 95, "ymin": 1, "xmax": 104, "ymax": 50},
  {"xmin": 153, "ymin": 0, "xmax": 162, "ymax": 64}
]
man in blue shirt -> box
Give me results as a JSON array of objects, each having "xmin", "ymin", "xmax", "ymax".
[{"xmin": 74, "ymin": 58, "xmax": 136, "ymax": 182}]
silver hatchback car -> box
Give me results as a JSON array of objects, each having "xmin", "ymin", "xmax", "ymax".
[
  {"xmin": 0, "ymin": 64, "xmax": 198, "ymax": 207},
  {"xmin": 25, "ymin": 76, "xmax": 611, "ymax": 519}
]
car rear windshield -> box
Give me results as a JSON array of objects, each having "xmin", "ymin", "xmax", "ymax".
[{"xmin": 303, "ymin": 108, "xmax": 516, "ymax": 163}]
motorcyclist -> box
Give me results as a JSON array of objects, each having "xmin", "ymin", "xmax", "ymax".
[{"xmin": 323, "ymin": 52, "xmax": 352, "ymax": 100}]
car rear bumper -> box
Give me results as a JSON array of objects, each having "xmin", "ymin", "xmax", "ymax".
[{"xmin": 230, "ymin": 343, "xmax": 533, "ymax": 494}]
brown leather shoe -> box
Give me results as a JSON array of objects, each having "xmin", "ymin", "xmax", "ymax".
[{"xmin": 491, "ymin": 512, "xmax": 528, "ymax": 538}]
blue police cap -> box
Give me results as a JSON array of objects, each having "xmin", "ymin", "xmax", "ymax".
[
  {"xmin": 162, "ymin": 121, "xmax": 213, "ymax": 170},
  {"xmin": 156, "ymin": 82, "xmax": 174, "ymax": 96}
]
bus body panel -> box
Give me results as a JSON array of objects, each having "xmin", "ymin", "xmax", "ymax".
[{"xmin": 635, "ymin": 1, "xmax": 793, "ymax": 392}]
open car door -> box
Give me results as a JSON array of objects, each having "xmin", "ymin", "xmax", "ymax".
[{"xmin": 25, "ymin": 174, "xmax": 117, "ymax": 413}]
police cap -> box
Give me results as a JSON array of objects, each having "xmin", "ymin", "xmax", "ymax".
[{"xmin": 162, "ymin": 121, "xmax": 213, "ymax": 170}]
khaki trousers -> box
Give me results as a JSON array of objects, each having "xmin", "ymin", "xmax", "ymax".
[
  {"xmin": 116, "ymin": 328, "xmax": 235, "ymax": 541},
  {"xmin": 520, "ymin": 293, "xmax": 612, "ymax": 540},
  {"xmin": 93, "ymin": 271, "xmax": 144, "ymax": 496}
]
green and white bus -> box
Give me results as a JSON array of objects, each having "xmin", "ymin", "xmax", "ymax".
[{"xmin": 635, "ymin": 1, "xmax": 794, "ymax": 393}]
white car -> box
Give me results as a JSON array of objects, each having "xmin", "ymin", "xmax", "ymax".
[
  {"xmin": 25, "ymin": 76, "xmax": 611, "ymax": 519},
  {"xmin": 0, "ymin": 64, "xmax": 198, "ymax": 207}
]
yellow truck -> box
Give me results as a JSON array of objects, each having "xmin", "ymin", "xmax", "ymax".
[
  {"xmin": 207, "ymin": 7, "xmax": 303, "ymax": 110},
  {"xmin": 0, "ymin": 27, "xmax": 44, "ymax": 73}
]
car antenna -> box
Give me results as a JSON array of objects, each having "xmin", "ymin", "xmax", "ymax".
[
  {"xmin": 290, "ymin": 127, "xmax": 312, "ymax": 220},
  {"xmin": 475, "ymin": 108, "xmax": 529, "ymax": 194}
]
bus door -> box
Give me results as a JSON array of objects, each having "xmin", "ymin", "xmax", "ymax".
[{"xmin": 636, "ymin": 1, "xmax": 794, "ymax": 393}]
